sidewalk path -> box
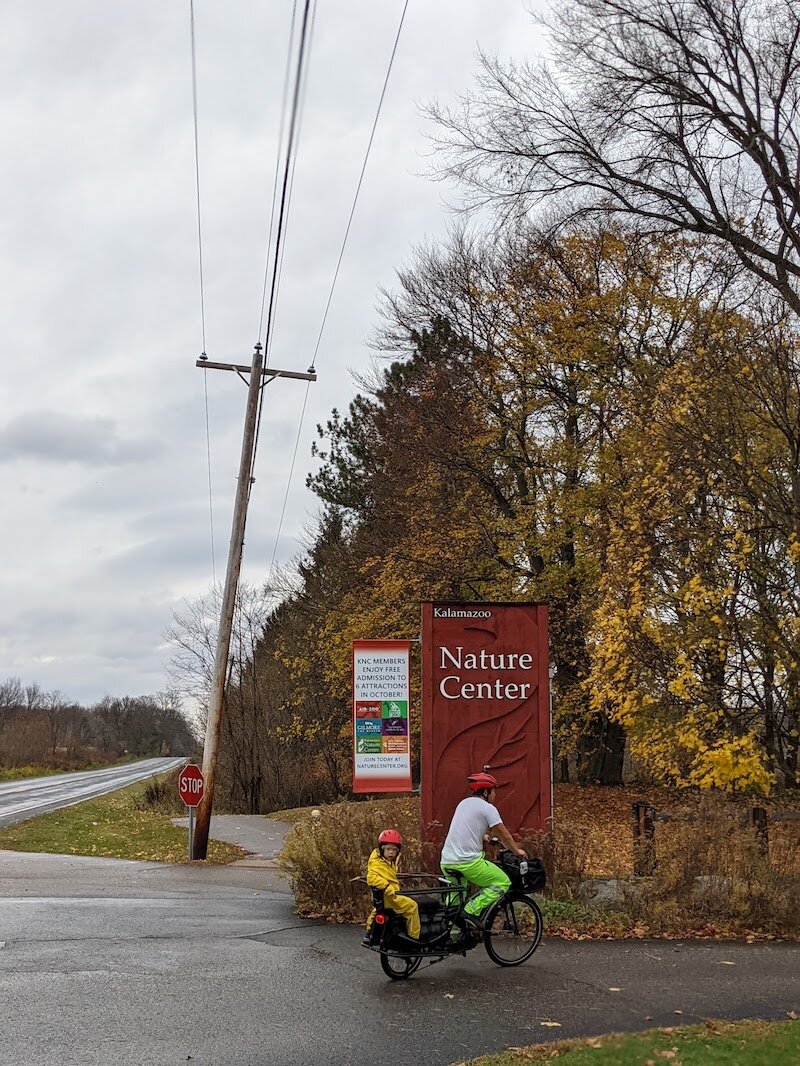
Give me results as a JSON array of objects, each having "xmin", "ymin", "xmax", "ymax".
[{"xmin": 172, "ymin": 813, "xmax": 293, "ymax": 891}]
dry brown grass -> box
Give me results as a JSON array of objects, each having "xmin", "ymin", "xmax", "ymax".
[{"xmin": 278, "ymin": 785, "xmax": 800, "ymax": 935}]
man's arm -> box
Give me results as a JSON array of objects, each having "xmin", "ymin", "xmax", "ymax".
[{"xmin": 487, "ymin": 822, "xmax": 527, "ymax": 859}]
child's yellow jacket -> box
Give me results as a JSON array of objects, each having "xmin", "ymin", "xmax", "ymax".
[{"xmin": 366, "ymin": 847, "xmax": 401, "ymax": 895}]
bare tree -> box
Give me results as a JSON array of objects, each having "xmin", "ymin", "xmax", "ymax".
[
  {"xmin": 163, "ymin": 583, "xmax": 274, "ymax": 714},
  {"xmin": 429, "ymin": 0, "xmax": 800, "ymax": 314},
  {"xmin": 0, "ymin": 677, "xmax": 23, "ymax": 714}
]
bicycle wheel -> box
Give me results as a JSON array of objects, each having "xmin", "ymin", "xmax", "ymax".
[
  {"xmin": 380, "ymin": 951, "xmax": 422, "ymax": 980},
  {"xmin": 484, "ymin": 895, "xmax": 543, "ymax": 967}
]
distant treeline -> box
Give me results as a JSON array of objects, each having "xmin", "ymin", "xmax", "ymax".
[{"xmin": 0, "ymin": 677, "xmax": 197, "ymax": 771}]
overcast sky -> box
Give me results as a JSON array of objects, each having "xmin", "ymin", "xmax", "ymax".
[{"xmin": 0, "ymin": 1, "xmax": 547, "ymax": 706}]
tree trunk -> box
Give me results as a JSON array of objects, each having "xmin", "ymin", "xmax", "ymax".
[{"xmin": 576, "ymin": 713, "xmax": 626, "ymax": 785}]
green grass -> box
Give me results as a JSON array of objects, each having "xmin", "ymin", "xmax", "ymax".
[
  {"xmin": 0, "ymin": 756, "xmax": 177, "ymax": 782},
  {"xmin": 462, "ymin": 1019, "xmax": 799, "ymax": 1065},
  {"xmin": 0, "ymin": 765, "xmax": 61, "ymax": 782},
  {"xmin": 0, "ymin": 775, "xmax": 244, "ymax": 864},
  {"xmin": 265, "ymin": 804, "xmax": 319, "ymax": 824}
]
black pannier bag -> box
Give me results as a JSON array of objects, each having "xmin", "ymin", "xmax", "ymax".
[
  {"xmin": 497, "ymin": 852, "xmax": 546, "ymax": 893},
  {"xmin": 416, "ymin": 894, "xmax": 447, "ymax": 941}
]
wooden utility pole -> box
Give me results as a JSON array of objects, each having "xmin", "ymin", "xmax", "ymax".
[{"xmin": 192, "ymin": 343, "xmax": 316, "ymax": 860}]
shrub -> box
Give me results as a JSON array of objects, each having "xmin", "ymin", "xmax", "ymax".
[
  {"xmin": 635, "ymin": 798, "xmax": 800, "ymax": 935},
  {"xmin": 277, "ymin": 789, "xmax": 800, "ymax": 937},
  {"xmin": 133, "ymin": 768, "xmax": 185, "ymax": 814},
  {"xmin": 279, "ymin": 797, "xmax": 422, "ymax": 921}
]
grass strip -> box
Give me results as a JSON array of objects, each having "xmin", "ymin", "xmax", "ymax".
[
  {"xmin": 0, "ymin": 765, "xmax": 61, "ymax": 782},
  {"xmin": 461, "ymin": 1019, "xmax": 799, "ymax": 1065},
  {"xmin": 0, "ymin": 775, "xmax": 243, "ymax": 864},
  {"xmin": 265, "ymin": 804, "xmax": 318, "ymax": 824}
]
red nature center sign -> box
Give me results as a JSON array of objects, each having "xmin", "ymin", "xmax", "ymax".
[
  {"xmin": 178, "ymin": 764, "xmax": 205, "ymax": 807},
  {"xmin": 421, "ymin": 602, "xmax": 552, "ymax": 841}
]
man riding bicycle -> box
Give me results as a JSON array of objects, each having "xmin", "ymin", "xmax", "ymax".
[{"xmin": 440, "ymin": 771, "xmax": 527, "ymax": 927}]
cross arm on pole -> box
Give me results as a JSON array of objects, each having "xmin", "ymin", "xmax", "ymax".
[{"xmin": 196, "ymin": 359, "xmax": 317, "ymax": 382}]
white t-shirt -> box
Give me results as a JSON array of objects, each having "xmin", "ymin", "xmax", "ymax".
[{"xmin": 441, "ymin": 795, "xmax": 502, "ymax": 864}]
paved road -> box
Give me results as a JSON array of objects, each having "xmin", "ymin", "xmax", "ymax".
[
  {"xmin": 1, "ymin": 841, "xmax": 798, "ymax": 1066},
  {"xmin": 0, "ymin": 757, "xmax": 185, "ymax": 828}
]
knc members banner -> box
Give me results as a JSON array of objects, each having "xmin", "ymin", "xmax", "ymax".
[{"xmin": 352, "ymin": 640, "xmax": 412, "ymax": 794}]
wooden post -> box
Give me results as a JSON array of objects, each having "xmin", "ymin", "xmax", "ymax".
[
  {"xmin": 191, "ymin": 347, "xmax": 316, "ymax": 860},
  {"xmin": 631, "ymin": 802, "xmax": 657, "ymax": 876},
  {"xmin": 748, "ymin": 806, "xmax": 769, "ymax": 857}
]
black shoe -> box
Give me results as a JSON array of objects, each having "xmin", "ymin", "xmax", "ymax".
[{"xmin": 361, "ymin": 935, "xmax": 371, "ymax": 947}]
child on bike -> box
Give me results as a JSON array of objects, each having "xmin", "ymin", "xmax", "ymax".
[{"xmin": 363, "ymin": 829, "xmax": 421, "ymax": 944}]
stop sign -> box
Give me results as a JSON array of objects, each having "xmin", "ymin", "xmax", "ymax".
[{"xmin": 178, "ymin": 764, "xmax": 205, "ymax": 807}]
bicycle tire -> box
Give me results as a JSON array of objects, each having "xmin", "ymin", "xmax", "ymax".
[
  {"xmin": 380, "ymin": 951, "xmax": 422, "ymax": 980},
  {"xmin": 483, "ymin": 894, "xmax": 543, "ymax": 967}
]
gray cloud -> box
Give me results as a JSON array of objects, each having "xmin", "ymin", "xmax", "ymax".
[{"xmin": 0, "ymin": 411, "xmax": 161, "ymax": 465}]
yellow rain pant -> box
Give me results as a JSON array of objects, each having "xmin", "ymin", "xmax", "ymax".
[{"xmin": 366, "ymin": 889, "xmax": 421, "ymax": 939}]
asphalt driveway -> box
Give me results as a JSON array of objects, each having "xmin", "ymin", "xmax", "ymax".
[{"xmin": 1, "ymin": 821, "xmax": 798, "ymax": 1066}]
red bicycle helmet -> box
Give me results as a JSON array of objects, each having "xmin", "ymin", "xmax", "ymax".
[
  {"xmin": 378, "ymin": 828, "xmax": 403, "ymax": 847},
  {"xmin": 467, "ymin": 771, "xmax": 498, "ymax": 792}
]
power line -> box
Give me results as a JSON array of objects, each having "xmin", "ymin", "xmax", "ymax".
[
  {"xmin": 266, "ymin": 0, "xmax": 410, "ymax": 581},
  {"xmin": 310, "ymin": 0, "xmax": 409, "ymax": 372},
  {"xmin": 189, "ymin": 0, "xmax": 216, "ymax": 584},
  {"xmin": 189, "ymin": 0, "xmax": 207, "ymax": 356},
  {"xmin": 258, "ymin": 0, "xmax": 316, "ymax": 370},
  {"xmin": 202, "ymin": 373, "xmax": 216, "ymax": 587},
  {"xmin": 250, "ymin": 0, "xmax": 317, "ymax": 503},
  {"xmin": 256, "ymin": 0, "xmax": 299, "ymax": 349},
  {"xmin": 268, "ymin": 379, "xmax": 310, "ymax": 578}
]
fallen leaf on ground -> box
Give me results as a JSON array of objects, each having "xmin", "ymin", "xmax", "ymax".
[
  {"xmin": 540, "ymin": 1021, "xmax": 562, "ymax": 1027},
  {"xmin": 787, "ymin": 1010, "xmax": 798, "ymax": 1020},
  {"xmin": 608, "ymin": 986, "xmax": 622, "ymax": 992},
  {"xmin": 443, "ymin": 993, "xmax": 455, "ymax": 999},
  {"xmin": 673, "ymin": 1009, "xmax": 683, "ymax": 1015}
]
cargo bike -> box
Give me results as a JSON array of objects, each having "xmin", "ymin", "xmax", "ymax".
[{"xmin": 358, "ymin": 843, "xmax": 546, "ymax": 980}]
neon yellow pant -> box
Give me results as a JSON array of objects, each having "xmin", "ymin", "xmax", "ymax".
[
  {"xmin": 366, "ymin": 890, "xmax": 421, "ymax": 939},
  {"xmin": 441, "ymin": 855, "xmax": 510, "ymax": 918}
]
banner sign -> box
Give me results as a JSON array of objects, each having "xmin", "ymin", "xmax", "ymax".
[
  {"xmin": 421, "ymin": 602, "xmax": 551, "ymax": 841},
  {"xmin": 352, "ymin": 640, "xmax": 412, "ymax": 793}
]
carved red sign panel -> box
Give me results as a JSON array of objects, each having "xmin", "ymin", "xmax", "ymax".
[{"xmin": 421, "ymin": 602, "xmax": 551, "ymax": 844}]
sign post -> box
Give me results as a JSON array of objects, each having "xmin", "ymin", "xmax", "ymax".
[
  {"xmin": 352, "ymin": 640, "xmax": 412, "ymax": 793},
  {"xmin": 178, "ymin": 764, "xmax": 205, "ymax": 860}
]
